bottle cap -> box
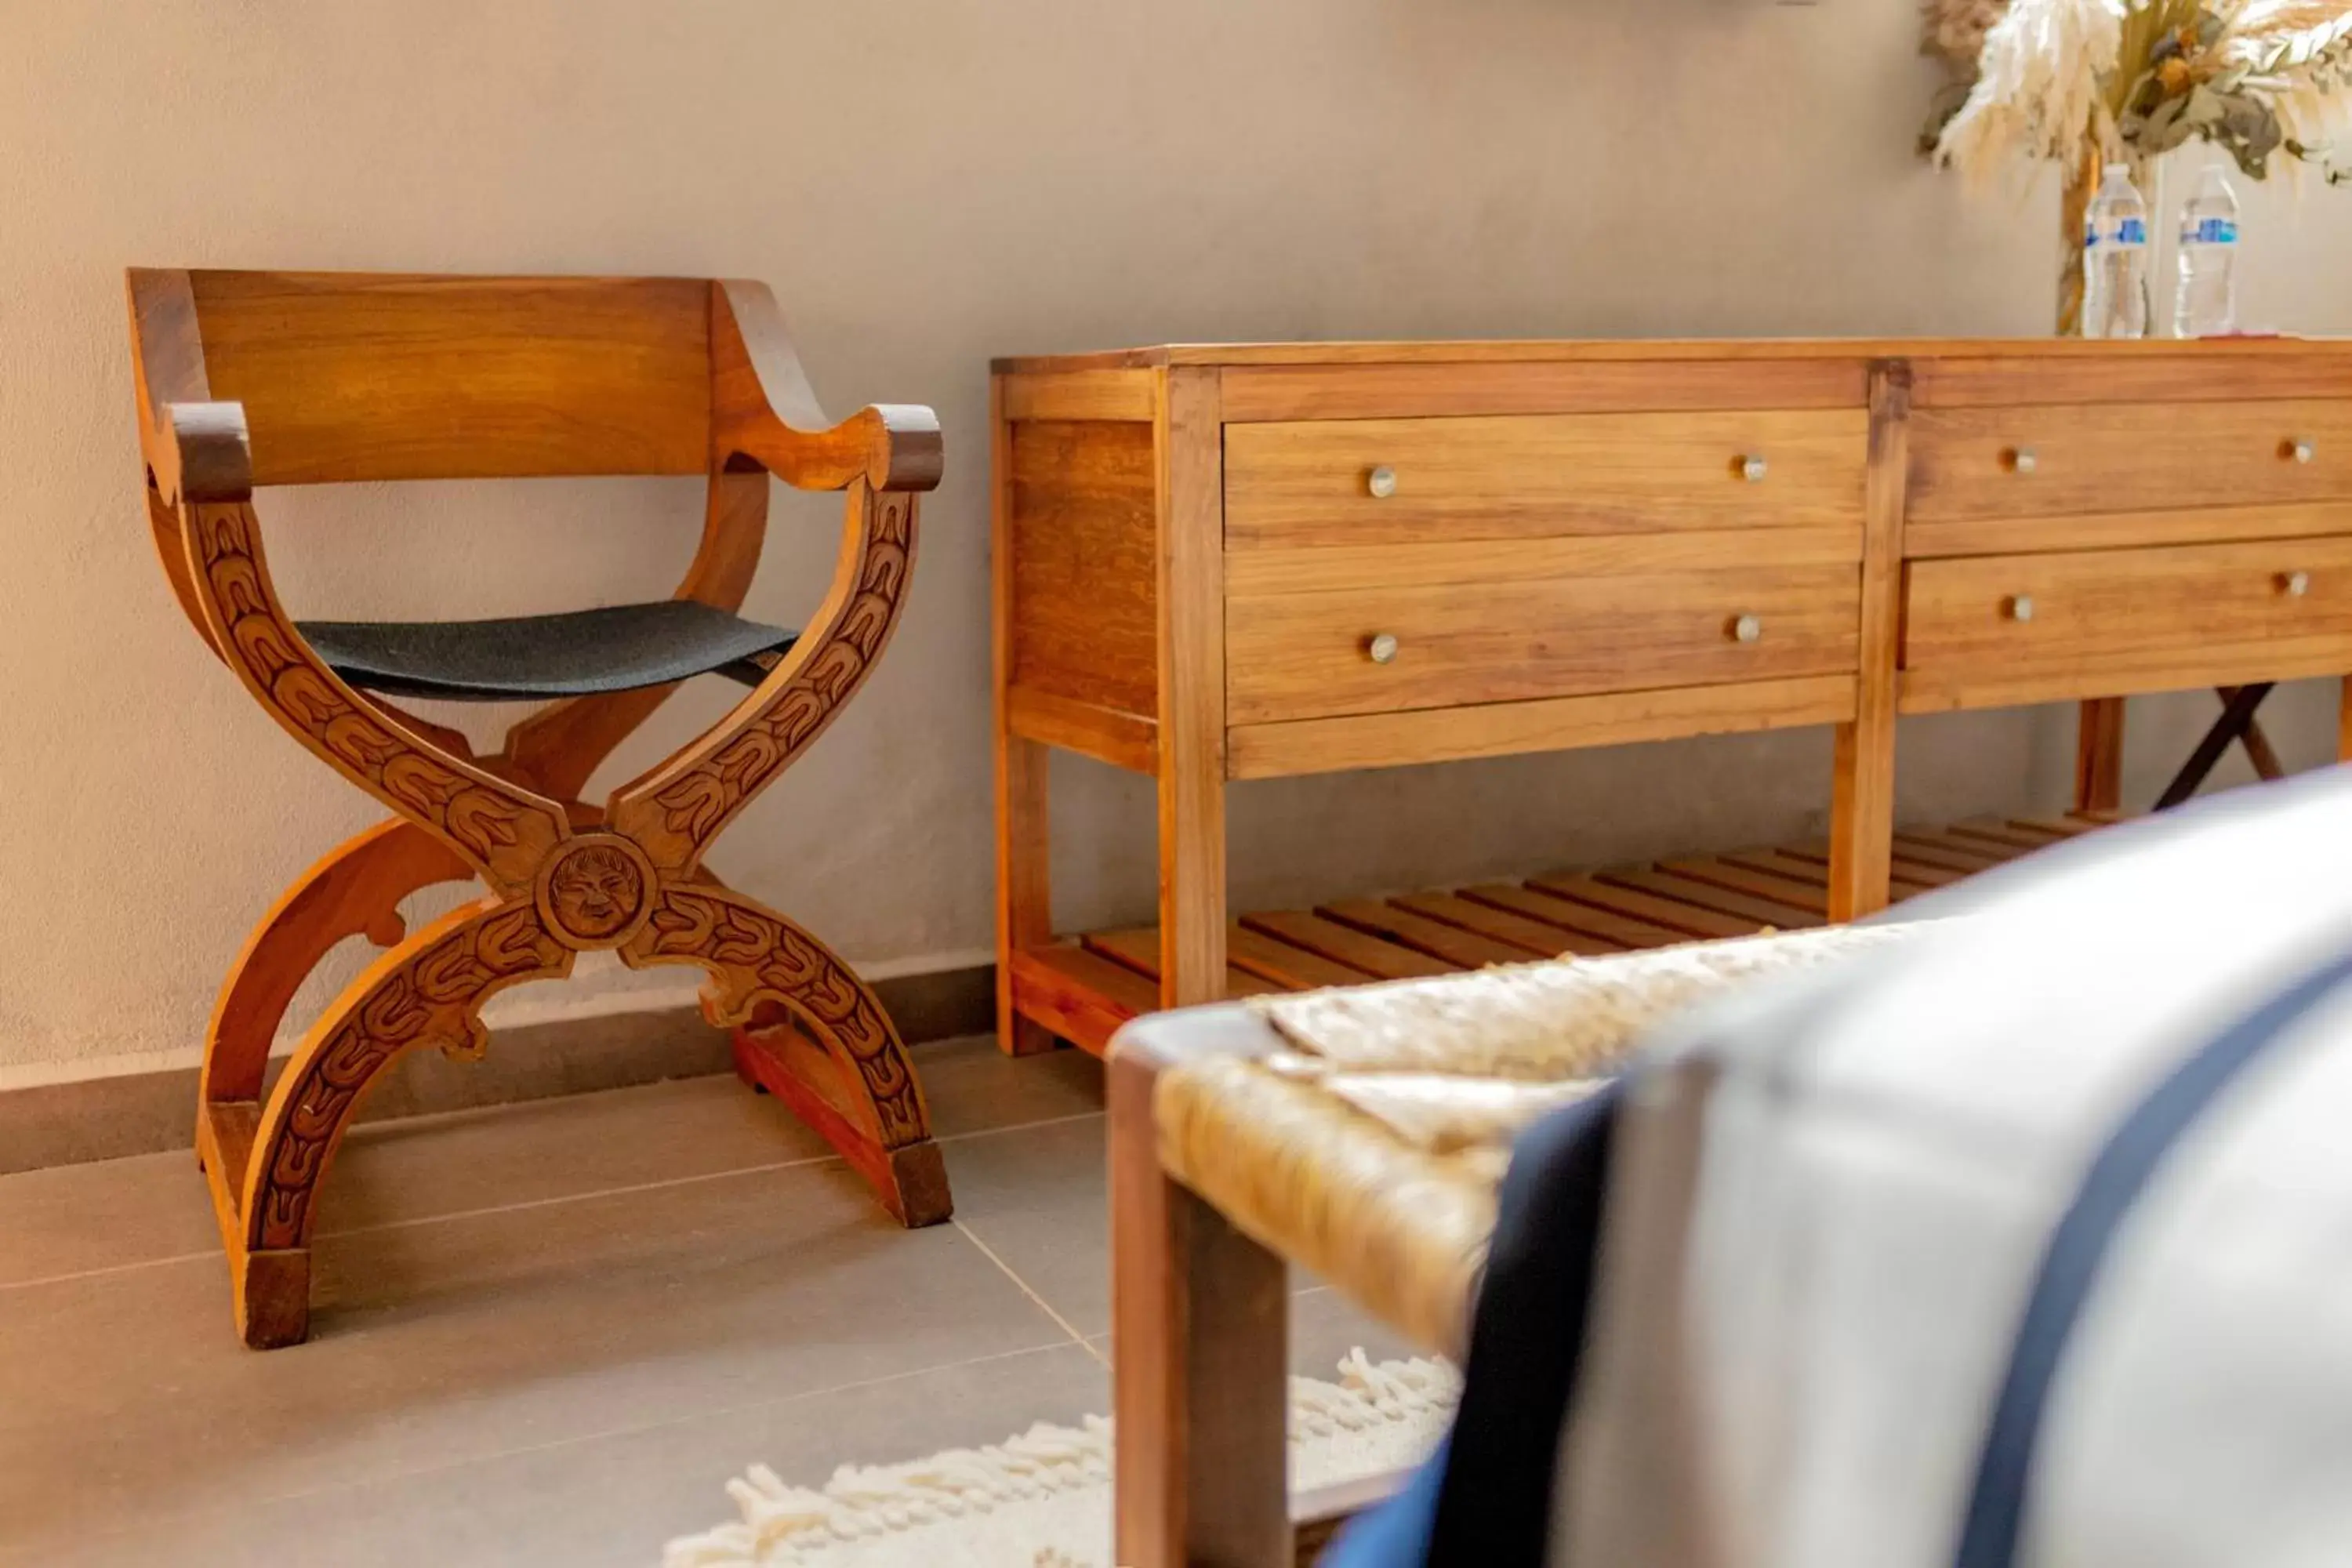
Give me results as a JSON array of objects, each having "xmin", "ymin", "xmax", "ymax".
[{"xmin": 2104, "ymin": 162, "xmax": 2131, "ymax": 176}]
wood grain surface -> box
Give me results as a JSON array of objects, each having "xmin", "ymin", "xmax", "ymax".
[
  {"xmin": 1908, "ymin": 399, "xmax": 2352, "ymax": 523},
  {"xmin": 1904, "ymin": 535, "xmax": 2352, "ymax": 710},
  {"xmin": 190, "ymin": 270, "xmax": 711, "ymax": 483},
  {"xmin": 1227, "ymin": 564, "xmax": 1860, "ymax": 724},
  {"xmin": 1225, "ymin": 409, "xmax": 1867, "ymax": 548}
]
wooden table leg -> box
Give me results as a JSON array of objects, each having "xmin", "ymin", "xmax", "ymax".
[
  {"xmin": 1828, "ymin": 362, "xmax": 1907, "ymax": 924},
  {"xmin": 2075, "ymin": 698, "xmax": 2126, "ymax": 814},
  {"xmin": 2339, "ymin": 675, "xmax": 2352, "ymax": 764},
  {"xmin": 992, "ymin": 372, "xmax": 1058, "ymax": 1055},
  {"xmin": 1156, "ymin": 365, "xmax": 1229, "ymax": 1006},
  {"xmin": 1111, "ymin": 1047, "xmax": 1290, "ymax": 1568},
  {"xmin": 2222, "ymin": 687, "xmax": 2285, "ymax": 782},
  {"xmin": 1828, "ymin": 717, "xmax": 1895, "ymax": 924},
  {"xmin": 2156, "ymin": 683, "xmax": 2275, "ymax": 810},
  {"xmin": 996, "ymin": 732, "xmax": 1058, "ymax": 1055}
]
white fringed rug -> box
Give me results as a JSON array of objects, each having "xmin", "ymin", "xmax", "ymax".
[{"xmin": 661, "ymin": 1351, "xmax": 1456, "ymax": 1568}]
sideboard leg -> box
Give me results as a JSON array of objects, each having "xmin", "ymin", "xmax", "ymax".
[
  {"xmin": 2075, "ymin": 697, "xmax": 2127, "ymax": 813},
  {"xmin": 1111, "ymin": 1047, "xmax": 1291, "ymax": 1568},
  {"xmin": 1156, "ymin": 365, "xmax": 1229, "ymax": 1007},
  {"xmin": 991, "ymin": 369, "xmax": 1058, "ymax": 1056},
  {"xmin": 996, "ymin": 734, "xmax": 1058, "ymax": 1056},
  {"xmin": 1831, "ymin": 361, "xmax": 1910, "ymax": 924},
  {"xmin": 1157, "ymin": 759, "xmax": 1228, "ymax": 1008},
  {"xmin": 1830, "ymin": 717, "xmax": 1896, "ymax": 924}
]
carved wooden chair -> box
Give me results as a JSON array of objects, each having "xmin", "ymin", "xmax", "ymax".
[{"xmin": 127, "ymin": 270, "xmax": 947, "ymax": 1348}]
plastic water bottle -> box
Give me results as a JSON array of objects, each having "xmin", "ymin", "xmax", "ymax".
[
  {"xmin": 2172, "ymin": 165, "xmax": 2241, "ymax": 338},
  {"xmin": 2082, "ymin": 163, "xmax": 2149, "ymax": 339}
]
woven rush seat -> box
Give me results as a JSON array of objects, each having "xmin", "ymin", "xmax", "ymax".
[
  {"xmin": 298, "ymin": 601, "xmax": 799, "ymax": 701},
  {"xmin": 1149, "ymin": 922, "xmax": 1925, "ymax": 1355}
]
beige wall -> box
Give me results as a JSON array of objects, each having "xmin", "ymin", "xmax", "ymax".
[{"xmin": 5, "ymin": 0, "xmax": 2350, "ymax": 1080}]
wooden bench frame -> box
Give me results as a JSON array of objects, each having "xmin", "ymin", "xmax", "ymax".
[
  {"xmin": 1098, "ymin": 808, "xmax": 2108, "ymax": 1566},
  {"xmin": 1109, "ymin": 1003, "xmax": 1337, "ymax": 1568},
  {"xmin": 129, "ymin": 269, "xmax": 946, "ymax": 1347}
]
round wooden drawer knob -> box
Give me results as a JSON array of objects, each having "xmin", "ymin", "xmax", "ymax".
[
  {"xmin": 2007, "ymin": 594, "xmax": 2036, "ymax": 623},
  {"xmin": 2292, "ymin": 438, "xmax": 2318, "ymax": 465},
  {"xmin": 1367, "ymin": 465, "xmax": 1399, "ymax": 499},
  {"xmin": 1739, "ymin": 455, "xmax": 1769, "ymax": 483},
  {"xmin": 2283, "ymin": 570, "xmax": 2312, "ymax": 597},
  {"xmin": 1730, "ymin": 613, "xmax": 1763, "ymax": 644},
  {"xmin": 1366, "ymin": 632, "xmax": 1401, "ymax": 664},
  {"xmin": 2009, "ymin": 447, "xmax": 2038, "ymax": 475}
]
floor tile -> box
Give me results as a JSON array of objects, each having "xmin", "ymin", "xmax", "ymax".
[
  {"xmin": 938, "ymin": 1112, "xmax": 1112, "ymax": 1334},
  {"xmin": 314, "ymin": 1071, "xmax": 834, "ymax": 1235},
  {"xmin": 1, "ymin": 1036, "xmax": 1102, "ymax": 1290},
  {"xmin": 0, "ymin": 1145, "xmax": 219, "ymax": 1289},
  {"xmin": 0, "ymin": 1033, "xmax": 1431, "ymax": 1568},
  {"xmin": 946, "ymin": 1115, "xmax": 1410, "ymax": 1344},
  {"xmin": 0, "ymin": 1075, "xmax": 818, "ymax": 1288},
  {"xmin": 327, "ymin": 1030, "xmax": 1103, "ymax": 1238},
  {"xmin": 0, "ymin": 1159, "xmax": 1069, "ymax": 1556},
  {"xmin": 916, "ymin": 1034, "xmax": 1104, "ymax": 1139},
  {"xmin": 10, "ymin": 1343, "xmax": 1112, "ymax": 1568}
]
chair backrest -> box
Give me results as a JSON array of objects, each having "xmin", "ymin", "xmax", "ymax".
[{"xmin": 166, "ymin": 270, "xmax": 715, "ymax": 485}]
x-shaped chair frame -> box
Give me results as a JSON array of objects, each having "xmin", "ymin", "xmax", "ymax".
[{"xmin": 129, "ymin": 271, "xmax": 946, "ymax": 1347}]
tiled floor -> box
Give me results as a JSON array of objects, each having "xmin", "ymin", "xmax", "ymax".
[{"xmin": 0, "ymin": 1036, "xmax": 1415, "ymax": 1567}]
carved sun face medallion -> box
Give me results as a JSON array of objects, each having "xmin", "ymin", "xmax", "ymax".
[{"xmin": 534, "ymin": 834, "xmax": 655, "ymax": 949}]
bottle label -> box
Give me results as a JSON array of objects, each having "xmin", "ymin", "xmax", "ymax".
[
  {"xmin": 2181, "ymin": 216, "xmax": 2238, "ymax": 245},
  {"xmin": 2087, "ymin": 216, "xmax": 2147, "ymax": 249}
]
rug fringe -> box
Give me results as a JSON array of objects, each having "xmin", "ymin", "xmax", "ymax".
[{"xmin": 661, "ymin": 1350, "xmax": 1458, "ymax": 1567}]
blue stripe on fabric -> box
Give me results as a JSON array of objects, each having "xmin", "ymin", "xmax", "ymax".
[{"xmin": 1953, "ymin": 942, "xmax": 2352, "ymax": 1568}]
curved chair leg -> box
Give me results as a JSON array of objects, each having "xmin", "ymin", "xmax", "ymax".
[
  {"xmin": 200, "ymin": 818, "xmax": 474, "ymax": 1108},
  {"xmin": 204, "ymin": 897, "xmax": 572, "ymax": 1348},
  {"xmin": 619, "ymin": 881, "xmax": 949, "ymax": 1228}
]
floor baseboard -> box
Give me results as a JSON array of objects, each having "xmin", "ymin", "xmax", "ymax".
[{"xmin": 0, "ymin": 961, "xmax": 996, "ymax": 1174}]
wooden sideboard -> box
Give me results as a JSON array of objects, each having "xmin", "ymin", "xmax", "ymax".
[{"xmin": 990, "ymin": 340, "xmax": 2352, "ymax": 1054}]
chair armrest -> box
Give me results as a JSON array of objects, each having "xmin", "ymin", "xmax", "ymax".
[
  {"xmin": 147, "ymin": 400, "xmax": 255, "ymax": 504},
  {"xmin": 127, "ymin": 269, "xmax": 254, "ymax": 504},
  {"xmin": 711, "ymin": 279, "xmax": 942, "ymax": 494}
]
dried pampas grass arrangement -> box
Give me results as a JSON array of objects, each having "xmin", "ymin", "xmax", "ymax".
[
  {"xmin": 2232, "ymin": 1, "xmax": 2352, "ymax": 155},
  {"xmin": 1917, "ymin": 0, "xmax": 2352, "ymax": 331},
  {"xmin": 1933, "ymin": 0, "xmax": 2125, "ymax": 183},
  {"xmin": 1925, "ymin": 0, "xmax": 2016, "ymax": 65},
  {"xmin": 1924, "ymin": 0, "xmax": 2352, "ymax": 177}
]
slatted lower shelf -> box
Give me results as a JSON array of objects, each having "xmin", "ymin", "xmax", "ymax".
[{"xmin": 1010, "ymin": 811, "xmax": 2120, "ymax": 1056}]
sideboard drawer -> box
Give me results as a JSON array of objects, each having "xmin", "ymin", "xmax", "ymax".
[
  {"xmin": 1228, "ymin": 562, "xmax": 1860, "ymax": 724},
  {"xmin": 1902, "ymin": 536, "xmax": 2352, "ymax": 710},
  {"xmin": 1909, "ymin": 399, "xmax": 2352, "ymax": 523},
  {"xmin": 1224, "ymin": 409, "xmax": 1867, "ymax": 550}
]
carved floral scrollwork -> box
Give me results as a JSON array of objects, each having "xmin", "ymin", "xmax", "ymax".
[
  {"xmin": 187, "ymin": 501, "xmax": 567, "ymax": 889},
  {"xmin": 611, "ymin": 487, "xmax": 915, "ymax": 872},
  {"xmin": 621, "ymin": 884, "xmax": 925, "ymax": 1148},
  {"xmin": 184, "ymin": 470, "xmax": 929, "ymax": 1275},
  {"xmin": 248, "ymin": 901, "xmax": 571, "ymax": 1250}
]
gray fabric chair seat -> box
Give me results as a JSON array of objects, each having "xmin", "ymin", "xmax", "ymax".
[{"xmin": 297, "ymin": 601, "xmax": 798, "ymax": 702}]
